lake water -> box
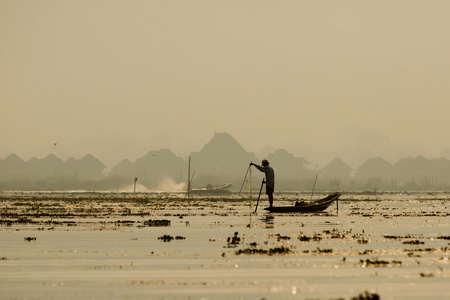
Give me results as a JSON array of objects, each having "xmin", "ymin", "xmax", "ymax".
[{"xmin": 0, "ymin": 191, "xmax": 449, "ymax": 299}]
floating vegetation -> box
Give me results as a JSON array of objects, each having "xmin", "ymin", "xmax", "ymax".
[
  {"xmin": 350, "ymin": 290, "xmax": 380, "ymax": 300},
  {"xmin": 173, "ymin": 214, "xmax": 188, "ymax": 218},
  {"xmin": 17, "ymin": 217, "xmax": 34, "ymax": 224},
  {"xmin": 406, "ymin": 247, "xmax": 450, "ymax": 253},
  {"xmin": 157, "ymin": 235, "xmax": 186, "ymax": 242},
  {"xmin": 358, "ymin": 238, "xmax": 369, "ymax": 244},
  {"xmin": 296, "ymin": 228, "xmax": 368, "ymax": 244},
  {"xmin": 324, "ymin": 228, "xmax": 348, "ymax": 239},
  {"xmin": 276, "ymin": 234, "xmax": 291, "ymax": 241},
  {"xmin": 235, "ymin": 246, "xmax": 290, "ymax": 255},
  {"xmin": 298, "ymin": 234, "xmax": 322, "ymax": 242},
  {"xmin": 383, "ymin": 234, "xmax": 415, "ymax": 239},
  {"xmin": 116, "ymin": 220, "xmax": 135, "ymax": 226},
  {"xmin": 404, "ymin": 248, "xmax": 437, "ymax": 253},
  {"xmin": 0, "ymin": 192, "xmax": 450, "ymax": 299},
  {"xmin": 226, "ymin": 232, "xmax": 241, "ymax": 247},
  {"xmin": 402, "ymin": 240, "xmax": 424, "ymax": 245},
  {"xmin": 359, "ymin": 259, "xmax": 402, "ymax": 267},
  {"xmin": 313, "ymin": 247, "xmax": 333, "ymax": 254},
  {"xmin": 144, "ymin": 219, "xmax": 171, "ymax": 227},
  {"xmin": 158, "ymin": 235, "xmax": 174, "ymax": 242},
  {"xmin": 0, "ymin": 219, "xmax": 13, "ymax": 226}
]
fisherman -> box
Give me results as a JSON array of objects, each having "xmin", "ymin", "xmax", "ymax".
[{"xmin": 250, "ymin": 160, "xmax": 275, "ymax": 207}]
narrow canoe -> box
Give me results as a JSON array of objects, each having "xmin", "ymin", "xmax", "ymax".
[{"xmin": 264, "ymin": 193, "xmax": 341, "ymax": 213}]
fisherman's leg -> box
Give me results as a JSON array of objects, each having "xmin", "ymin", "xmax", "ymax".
[{"xmin": 268, "ymin": 192, "xmax": 273, "ymax": 207}]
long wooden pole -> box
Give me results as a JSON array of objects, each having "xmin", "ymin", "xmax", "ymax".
[
  {"xmin": 239, "ymin": 162, "xmax": 252, "ymax": 195},
  {"xmin": 187, "ymin": 156, "xmax": 191, "ymax": 198},
  {"xmin": 254, "ymin": 179, "xmax": 265, "ymax": 213},
  {"xmin": 249, "ymin": 167, "xmax": 252, "ymax": 198},
  {"xmin": 310, "ymin": 174, "xmax": 318, "ymax": 201}
]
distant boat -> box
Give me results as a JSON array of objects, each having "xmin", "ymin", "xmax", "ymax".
[
  {"xmin": 191, "ymin": 182, "xmax": 232, "ymax": 192},
  {"xmin": 264, "ymin": 193, "xmax": 341, "ymax": 213}
]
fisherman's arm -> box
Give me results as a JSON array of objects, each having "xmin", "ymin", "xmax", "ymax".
[{"xmin": 250, "ymin": 162, "xmax": 265, "ymax": 172}]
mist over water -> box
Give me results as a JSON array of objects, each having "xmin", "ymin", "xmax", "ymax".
[
  {"xmin": 3, "ymin": 131, "xmax": 450, "ymax": 192},
  {"xmin": 119, "ymin": 178, "xmax": 186, "ymax": 193},
  {"xmin": 153, "ymin": 177, "xmax": 187, "ymax": 193}
]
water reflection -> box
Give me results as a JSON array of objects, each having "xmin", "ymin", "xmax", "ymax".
[{"xmin": 261, "ymin": 215, "xmax": 274, "ymax": 229}]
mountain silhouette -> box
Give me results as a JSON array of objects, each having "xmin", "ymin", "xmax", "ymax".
[
  {"xmin": 357, "ymin": 157, "xmax": 392, "ymax": 180},
  {"xmin": 321, "ymin": 158, "xmax": 353, "ymax": 179},
  {"xmin": 190, "ymin": 133, "xmax": 258, "ymax": 180},
  {"xmin": 266, "ymin": 149, "xmax": 309, "ymax": 180},
  {"xmin": 2, "ymin": 133, "xmax": 450, "ymax": 191}
]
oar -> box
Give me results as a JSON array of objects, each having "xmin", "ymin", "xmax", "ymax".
[
  {"xmin": 238, "ymin": 162, "xmax": 252, "ymax": 196},
  {"xmin": 253, "ymin": 179, "xmax": 265, "ymax": 213}
]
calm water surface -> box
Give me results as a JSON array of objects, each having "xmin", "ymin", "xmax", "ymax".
[{"xmin": 0, "ymin": 192, "xmax": 449, "ymax": 299}]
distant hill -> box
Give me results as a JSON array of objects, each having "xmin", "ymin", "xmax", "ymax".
[
  {"xmin": 110, "ymin": 148, "xmax": 186, "ymax": 189},
  {"xmin": 3, "ymin": 133, "xmax": 450, "ymax": 191},
  {"xmin": 190, "ymin": 133, "xmax": 258, "ymax": 185},
  {"xmin": 356, "ymin": 157, "xmax": 392, "ymax": 180},
  {"xmin": 0, "ymin": 154, "xmax": 28, "ymax": 179},
  {"xmin": 0, "ymin": 153, "xmax": 106, "ymax": 182},
  {"xmin": 392, "ymin": 156, "xmax": 450, "ymax": 187},
  {"xmin": 266, "ymin": 149, "xmax": 309, "ymax": 180},
  {"xmin": 321, "ymin": 158, "xmax": 353, "ymax": 179}
]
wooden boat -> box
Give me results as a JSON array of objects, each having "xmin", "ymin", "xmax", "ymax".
[
  {"xmin": 191, "ymin": 182, "xmax": 232, "ymax": 192},
  {"xmin": 264, "ymin": 193, "xmax": 341, "ymax": 213}
]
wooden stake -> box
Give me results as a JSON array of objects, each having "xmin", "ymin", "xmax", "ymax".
[{"xmin": 310, "ymin": 174, "xmax": 318, "ymax": 201}]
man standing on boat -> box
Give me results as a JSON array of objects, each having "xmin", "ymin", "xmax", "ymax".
[{"xmin": 251, "ymin": 160, "xmax": 275, "ymax": 207}]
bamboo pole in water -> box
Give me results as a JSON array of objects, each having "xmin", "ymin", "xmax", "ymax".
[
  {"xmin": 187, "ymin": 156, "xmax": 191, "ymax": 198},
  {"xmin": 310, "ymin": 174, "xmax": 318, "ymax": 201},
  {"xmin": 133, "ymin": 177, "xmax": 138, "ymax": 193}
]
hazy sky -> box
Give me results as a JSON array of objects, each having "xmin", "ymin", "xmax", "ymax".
[{"xmin": 2, "ymin": 1, "xmax": 450, "ymax": 168}]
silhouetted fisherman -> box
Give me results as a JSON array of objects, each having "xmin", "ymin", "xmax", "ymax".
[{"xmin": 251, "ymin": 160, "xmax": 275, "ymax": 207}]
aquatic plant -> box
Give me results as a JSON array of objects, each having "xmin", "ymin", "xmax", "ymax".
[
  {"xmin": 235, "ymin": 246, "xmax": 290, "ymax": 255},
  {"xmin": 351, "ymin": 290, "xmax": 380, "ymax": 300},
  {"xmin": 298, "ymin": 234, "xmax": 322, "ymax": 242},
  {"xmin": 359, "ymin": 259, "xmax": 402, "ymax": 267},
  {"xmin": 226, "ymin": 232, "xmax": 241, "ymax": 247},
  {"xmin": 358, "ymin": 238, "xmax": 369, "ymax": 244},
  {"xmin": 313, "ymin": 247, "xmax": 333, "ymax": 254},
  {"xmin": 115, "ymin": 220, "xmax": 135, "ymax": 226},
  {"xmin": 158, "ymin": 235, "xmax": 174, "ymax": 242},
  {"xmin": 276, "ymin": 234, "xmax": 291, "ymax": 241},
  {"xmin": 144, "ymin": 219, "xmax": 171, "ymax": 227},
  {"xmin": 402, "ymin": 240, "xmax": 424, "ymax": 245},
  {"xmin": 157, "ymin": 235, "xmax": 186, "ymax": 242}
]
